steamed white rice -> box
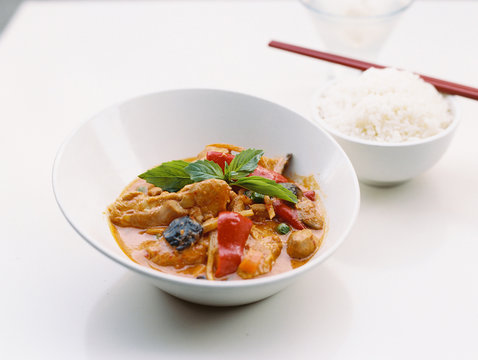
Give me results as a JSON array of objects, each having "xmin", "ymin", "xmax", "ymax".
[{"xmin": 316, "ymin": 68, "xmax": 453, "ymax": 143}]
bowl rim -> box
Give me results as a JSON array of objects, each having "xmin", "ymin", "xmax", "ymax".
[
  {"xmin": 310, "ymin": 80, "xmax": 460, "ymax": 147},
  {"xmin": 52, "ymin": 88, "xmax": 360, "ymax": 289}
]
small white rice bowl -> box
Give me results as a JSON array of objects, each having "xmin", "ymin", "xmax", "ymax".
[{"xmin": 312, "ymin": 68, "xmax": 459, "ymax": 186}]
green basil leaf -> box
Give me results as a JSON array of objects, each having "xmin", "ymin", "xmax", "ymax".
[
  {"xmin": 233, "ymin": 176, "xmax": 298, "ymax": 203},
  {"xmin": 184, "ymin": 160, "xmax": 225, "ymax": 182},
  {"xmin": 227, "ymin": 149, "xmax": 264, "ymax": 180},
  {"xmin": 223, "ymin": 161, "xmax": 231, "ymax": 183},
  {"xmin": 138, "ymin": 160, "xmax": 193, "ymax": 192}
]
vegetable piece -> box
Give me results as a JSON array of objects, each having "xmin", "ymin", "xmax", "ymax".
[
  {"xmin": 276, "ymin": 223, "xmax": 291, "ymax": 235},
  {"xmin": 184, "ymin": 160, "xmax": 224, "ymax": 182},
  {"xmin": 202, "ymin": 209, "xmax": 254, "ymax": 233},
  {"xmin": 201, "ymin": 218, "xmax": 218, "ymax": 233},
  {"xmin": 234, "ymin": 176, "xmax": 298, "ymax": 204},
  {"xmin": 206, "ymin": 231, "xmax": 217, "ymax": 280},
  {"xmin": 279, "ymin": 182, "xmax": 301, "ymax": 197},
  {"xmin": 246, "ymin": 190, "xmax": 265, "ymax": 203},
  {"xmin": 303, "ymin": 190, "xmax": 316, "ymax": 201},
  {"xmin": 238, "ymin": 249, "xmax": 263, "ymax": 275},
  {"xmin": 163, "ymin": 216, "xmax": 203, "ymax": 251},
  {"xmin": 206, "ymin": 151, "xmax": 234, "ymax": 171},
  {"xmin": 251, "ymin": 192, "xmax": 265, "ymax": 203},
  {"xmin": 215, "ymin": 211, "xmax": 253, "ymax": 278},
  {"xmin": 251, "ymin": 166, "xmax": 288, "ymax": 183},
  {"xmin": 138, "ymin": 160, "xmax": 193, "ymax": 192},
  {"xmin": 207, "ymin": 150, "xmax": 288, "ymax": 183},
  {"xmin": 227, "ymin": 149, "xmax": 264, "ymax": 180},
  {"xmin": 263, "ymin": 195, "xmax": 275, "ymax": 219},
  {"xmin": 272, "ymin": 199, "xmax": 305, "ymax": 230}
]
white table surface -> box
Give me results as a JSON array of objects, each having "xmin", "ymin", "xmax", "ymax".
[{"xmin": 1, "ymin": 1, "xmax": 477, "ymax": 359}]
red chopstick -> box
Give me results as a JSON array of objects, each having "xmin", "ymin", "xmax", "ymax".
[{"xmin": 268, "ymin": 40, "xmax": 478, "ymax": 101}]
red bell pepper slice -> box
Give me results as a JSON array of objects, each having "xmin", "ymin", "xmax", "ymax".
[
  {"xmin": 207, "ymin": 151, "xmax": 288, "ymax": 183},
  {"xmin": 272, "ymin": 199, "xmax": 305, "ymax": 230},
  {"xmin": 251, "ymin": 166, "xmax": 288, "ymax": 183},
  {"xmin": 303, "ymin": 190, "xmax": 316, "ymax": 201},
  {"xmin": 215, "ymin": 211, "xmax": 253, "ymax": 278},
  {"xmin": 206, "ymin": 151, "xmax": 234, "ymax": 171}
]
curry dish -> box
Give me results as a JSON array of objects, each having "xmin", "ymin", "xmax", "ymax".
[{"xmin": 108, "ymin": 144, "xmax": 325, "ymax": 280}]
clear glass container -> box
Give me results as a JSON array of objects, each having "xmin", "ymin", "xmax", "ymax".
[{"xmin": 300, "ymin": 0, "xmax": 414, "ymax": 60}]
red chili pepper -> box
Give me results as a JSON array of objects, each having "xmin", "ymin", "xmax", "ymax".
[
  {"xmin": 303, "ymin": 190, "xmax": 316, "ymax": 201},
  {"xmin": 215, "ymin": 211, "xmax": 253, "ymax": 278},
  {"xmin": 206, "ymin": 151, "xmax": 234, "ymax": 171},
  {"xmin": 251, "ymin": 166, "xmax": 288, "ymax": 183},
  {"xmin": 272, "ymin": 199, "xmax": 305, "ymax": 230}
]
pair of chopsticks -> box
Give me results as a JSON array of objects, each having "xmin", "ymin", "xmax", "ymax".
[{"xmin": 268, "ymin": 40, "xmax": 478, "ymax": 101}]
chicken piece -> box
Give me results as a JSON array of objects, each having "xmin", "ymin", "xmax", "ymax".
[
  {"xmin": 250, "ymin": 204, "xmax": 269, "ymax": 221},
  {"xmin": 130, "ymin": 181, "xmax": 155, "ymax": 194},
  {"xmin": 237, "ymin": 225, "xmax": 282, "ymax": 279},
  {"xmin": 109, "ymin": 191, "xmax": 183, "ymax": 228},
  {"xmin": 178, "ymin": 179, "xmax": 231, "ymax": 223},
  {"xmin": 287, "ymin": 229, "xmax": 318, "ymax": 259},
  {"xmin": 258, "ymin": 153, "xmax": 291, "ymax": 174},
  {"xmin": 148, "ymin": 187, "xmax": 162, "ymax": 196},
  {"xmin": 138, "ymin": 200, "xmax": 188, "ymax": 228},
  {"xmin": 296, "ymin": 198, "xmax": 324, "ymax": 230},
  {"xmin": 250, "ymin": 223, "xmax": 276, "ymax": 241},
  {"xmin": 145, "ymin": 236, "xmax": 208, "ymax": 268},
  {"xmin": 109, "ymin": 179, "xmax": 231, "ymax": 228},
  {"xmin": 228, "ymin": 191, "xmax": 250, "ymax": 212}
]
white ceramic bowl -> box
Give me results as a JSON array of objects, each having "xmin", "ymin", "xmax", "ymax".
[
  {"xmin": 311, "ymin": 87, "xmax": 460, "ymax": 186},
  {"xmin": 53, "ymin": 89, "xmax": 360, "ymax": 306}
]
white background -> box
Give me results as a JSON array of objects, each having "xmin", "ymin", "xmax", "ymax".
[{"xmin": 0, "ymin": 1, "xmax": 477, "ymax": 359}]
